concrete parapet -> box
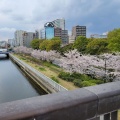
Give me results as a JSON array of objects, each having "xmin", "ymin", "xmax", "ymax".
[{"xmin": 0, "ymin": 82, "xmax": 120, "ymax": 120}]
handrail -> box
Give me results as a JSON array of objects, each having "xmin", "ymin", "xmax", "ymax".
[
  {"xmin": 9, "ymin": 54, "xmax": 67, "ymax": 92},
  {"xmin": 0, "ymin": 81, "xmax": 120, "ymax": 120}
]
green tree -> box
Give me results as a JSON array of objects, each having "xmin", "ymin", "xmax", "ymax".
[
  {"xmin": 39, "ymin": 40, "xmax": 48, "ymax": 50},
  {"xmin": 58, "ymin": 43, "xmax": 74, "ymax": 55},
  {"xmin": 107, "ymin": 28, "xmax": 120, "ymax": 52},
  {"xmin": 30, "ymin": 39, "xmax": 44, "ymax": 49},
  {"xmin": 39, "ymin": 37, "xmax": 61, "ymax": 51},
  {"xmin": 73, "ymin": 36, "xmax": 88, "ymax": 53},
  {"xmin": 86, "ymin": 38, "xmax": 108, "ymax": 55},
  {"xmin": 46, "ymin": 37, "xmax": 61, "ymax": 51}
]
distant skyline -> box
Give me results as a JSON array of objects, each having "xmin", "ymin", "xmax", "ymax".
[{"xmin": 0, "ymin": 0, "xmax": 120, "ymax": 41}]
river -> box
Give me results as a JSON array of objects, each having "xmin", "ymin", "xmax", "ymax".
[{"xmin": 0, "ymin": 54, "xmax": 42, "ymax": 104}]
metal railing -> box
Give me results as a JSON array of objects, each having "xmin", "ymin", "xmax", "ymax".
[
  {"xmin": 0, "ymin": 81, "xmax": 120, "ymax": 120},
  {"xmin": 9, "ymin": 54, "xmax": 67, "ymax": 92}
]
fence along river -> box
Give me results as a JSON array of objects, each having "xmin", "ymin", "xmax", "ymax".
[{"xmin": 0, "ymin": 54, "xmax": 46, "ymax": 104}]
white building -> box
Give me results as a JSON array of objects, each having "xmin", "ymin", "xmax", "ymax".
[
  {"xmin": 52, "ymin": 18, "xmax": 65, "ymax": 30},
  {"xmin": 90, "ymin": 34, "xmax": 107, "ymax": 38},
  {"xmin": 14, "ymin": 30, "xmax": 26, "ymax": 46}
]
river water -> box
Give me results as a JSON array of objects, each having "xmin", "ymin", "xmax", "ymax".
[{"xmin": 0, "ymin": 54, "xmax": 41, "ymax": 104}]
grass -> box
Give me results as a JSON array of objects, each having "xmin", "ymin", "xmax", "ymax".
[
  {"xmin": 119, "ymin": 111, "xmax": 120, "ymax": 120},
  {"xmin": 13, "ymin": 54, "xmax": 78, "ymax": 90},
  {"xmin": 39, "ymin": 67, "xmax": 46, "ymax": 71}
]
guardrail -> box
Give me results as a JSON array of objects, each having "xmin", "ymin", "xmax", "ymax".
[
  {"xmin": 0, "ymin": 81, "xmax": 120, "ymax": 120},
  {"xmin": 9, "ymin": 54, "xmax": 67, "ymax": 93}
]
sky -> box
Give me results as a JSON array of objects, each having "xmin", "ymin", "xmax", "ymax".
[{"xmin": 0, "ymin": 0, "xmax": 120, "ymax": 41}]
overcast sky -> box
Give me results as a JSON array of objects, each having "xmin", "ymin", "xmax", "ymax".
[{"xmin": 0, "ymin": 0, "xmax": 120, "ymax": 41}]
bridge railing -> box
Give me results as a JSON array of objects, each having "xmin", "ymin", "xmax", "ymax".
[{"xmin": 0, "ymin": 81, "xmax": 120, "ymax": 120}]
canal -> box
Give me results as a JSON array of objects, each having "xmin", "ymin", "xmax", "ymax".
[{"xmin": 0, "ymin": 55, "xmax": 44, "ymax": 104}]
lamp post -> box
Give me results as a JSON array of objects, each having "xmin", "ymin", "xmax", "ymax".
[
  {"xmin": 100, "ymin": 55, "xmax": 107, "ymax": 83},
  {"xmin": 104, "ymin": 57, "xmax": 107, "ymax": 83}
]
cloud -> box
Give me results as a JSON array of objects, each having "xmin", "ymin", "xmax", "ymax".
[
  {"xmin": 0, "ymin": 0, "xmax": 119, "ymax": 40},
  {"xmin": 0, "ymin": 27, "xmax": 16, "ymax": 32},
  {"xmin": 0, "ymin": 27, "xmax": 16, "ymax": 41}
]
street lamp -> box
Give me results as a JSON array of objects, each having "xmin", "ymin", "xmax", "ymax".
[{"xmin": 104, "ymin": 57, "xmax": 107, "ymax": 83}]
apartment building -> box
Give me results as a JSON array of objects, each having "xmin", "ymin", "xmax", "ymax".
[
  {"xmin": 61, "ymin": 30, "xmax": 68, "ymax": 44},
  {"xmin": 14, "ymin": 30, "xmax": 25, "ymax": 46},
  {"xmin": 72, "ymin": 25, "xmax": 86, "ymax": 39},
  {"xmin": 23, "ymin": 32, "xmax": 35, "ymax": 47},
  {"xmin": 54, "ymin": 27, "xmax": 62, "ymax": 38}
]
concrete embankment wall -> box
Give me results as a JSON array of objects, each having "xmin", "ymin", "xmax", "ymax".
[{"xmin": 9, "ymin": 54, "xmax": 67, "ymax": 93}]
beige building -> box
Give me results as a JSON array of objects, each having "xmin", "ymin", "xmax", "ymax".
[
  {"xmin": 72, "ymin": 25, "xmax": 86, "ymax": 39},
  {"xmin": 69, "ymin": 35, "xmax": 76, "ymax": 43}
]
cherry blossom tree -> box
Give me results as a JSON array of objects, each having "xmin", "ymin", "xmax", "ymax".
[
  {"xmin": 31, "ymin": 50, "xmax": 60, "ymax": 62},
  {"xmin": 59, "ymin": 50, "xmax": 120, "ymax": 81},
  {"xmin": 14, "ymin": 46, "xmax": 120, "ymax": 81},
  {"xmin": 14, "ymin": 46, "xmax": 32, "ymax": 55}
]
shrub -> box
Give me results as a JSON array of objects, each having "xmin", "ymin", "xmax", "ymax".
[
  {"xmin": 88, "ymin": 79, "xmax": 104, "ymax": 84},
  {"xmin": 58, "ymin": 72, "xmax": 104, "ymax": 87},
  {"xmin": 51, "ymin": 76, "xmax": 59, "ymax": 83},
  {"xmin": 58, "ymin": 72, "xmax": 74, "ymax": 82},
  {"xmin": 70, "ymin": 72, "xmax": 82, "ymax": 79},
  {"xmin": 79, "ymin": 74, "xmax": 92, "ymax": 81},
  {"xmin": 43, "ymin": 61, "xmax": 51, "ymax": 67},
  {"xmin": 80, "ymin": 81, "xmax": 96, "ymax": 87},
  {"xmin": 73, "ymin": 79, "xmax": 98, "ymax": 87},
  {"xmin": 73, "ymin": 79, "xmax": 82, "ymax": 87}
]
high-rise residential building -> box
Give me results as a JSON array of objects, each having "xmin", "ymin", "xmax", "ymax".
[
  {"xmin": 54, "ymin": 27, "xmax": 62, "ymax": 38},
  {"xmin": 54, "ymin": 28, "xmax": 68, "ymax": 44},
  {"xmin": 52, "ymin": 18, "xmax": 65, "ymax": 30},
  {"xmin": 72, "ymin": 25, "xmax": 86, "ymax": 39},
  {"xmin": 61, "ymin": 30, "xmax": 68, "ymax": 44},
  {"xmin": 14, "ymin": 30, "xmax": 26, "ymax": 46},
  {"xmin": 45, "ymin": 22, "xmax": 54, "ymax": 39},
  {"xmin": 23, "ymin": 32, "xmax": 35, "ymax": 47}
]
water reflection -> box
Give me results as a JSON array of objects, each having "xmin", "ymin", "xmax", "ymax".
[{"xmin": 0, "ymin": 54, "xmax": 40, "ymax": 104}]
